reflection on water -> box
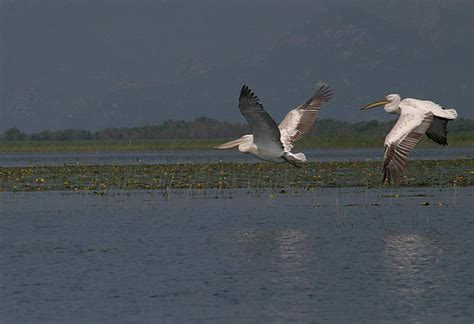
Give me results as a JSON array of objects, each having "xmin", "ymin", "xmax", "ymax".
[
  {"xmin": 384, "ymin": 232, "xmax": 443, "ymax": 297},
  {"xmin": 237, "ymin": 229, "xmax": 312, "ymax": 319},
  {"xmin": 276, "ymin": 230, "xmax": 308, "ymax": 261},
  {"xmin": 238, "ymin": 229, "xmax": 309, "ymax": 278}
]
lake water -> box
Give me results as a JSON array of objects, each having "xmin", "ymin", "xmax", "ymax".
[
  {"xmin": 0, "ymin": 147, "xmax": 472, "ymax": 166},
  {"xmin": 1, "ymin": 187, "xmax": 473, "ymax": 322}
]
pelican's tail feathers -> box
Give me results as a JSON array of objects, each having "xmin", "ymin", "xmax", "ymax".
[
  {"xmin": 214, "ymin": 137, "xmax": 246, "ymax": 149},
  {"xmin": 282, "ymin": 151, "xmax": 306, "ymax": 167},
  {"xmin": 444, "ymin": 108, "xmax": 458, "ymax": 119},
  {"xmin": 290, "ymin": 152, "xmax": 307, "ymax": 162}
]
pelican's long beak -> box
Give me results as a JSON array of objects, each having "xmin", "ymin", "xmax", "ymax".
[
  {"xmin": 214, "ymin": 137, "xmax": 245, "ymax": 149},
  {"xmin": 360, "ymin": 99, "xmax": 390, "ymax": 110}
]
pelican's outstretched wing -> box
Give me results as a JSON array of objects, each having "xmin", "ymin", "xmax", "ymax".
[
  {"xmin": 239, "ymin": 85, "xmax": 282, "ymax": 148},
  {"xmin": 383, "ymin": 105, "xmax": 433, "ymax": 183},
  {"xmin": 279, "ymin": 82, "xmax": 333, "ymax": 151}
]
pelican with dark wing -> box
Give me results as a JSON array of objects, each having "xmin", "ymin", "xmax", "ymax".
[
  {"xmin": 215, "ymin": 83, "xmax": 333, "ymax": 167},
  {"xmin": 360, "ymin": 94, "xmax": 458, "ymax": 182}
]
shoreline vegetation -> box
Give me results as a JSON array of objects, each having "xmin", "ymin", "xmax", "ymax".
[
  {"xmin": 0, "ymin": 134, "xmax": 473, "ymax": 153},
  {"xmin": 0, "ymin": 117, "xmax": 473, "ymax": 153},
  {"xmin": 0, "ymin": 160, "xmax": 472, "ymax": 192}
]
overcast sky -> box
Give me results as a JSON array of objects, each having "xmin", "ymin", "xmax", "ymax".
[{"xmin": 1, "ymin": 0, "xmax": 472, "ymax": 131}]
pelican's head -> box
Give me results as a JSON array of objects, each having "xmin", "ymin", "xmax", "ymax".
[{"xmin": 360, "ymin": 94, "xmax": 401, "ymax": 113}]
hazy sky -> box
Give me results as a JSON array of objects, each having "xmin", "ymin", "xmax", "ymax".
[{"xmin": 1, "ymin": 0, "xmax": 473, "ymax": 131}]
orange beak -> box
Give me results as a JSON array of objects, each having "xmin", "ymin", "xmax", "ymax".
[{"xmin": 360, "ymin": 99, "xmax": 390, "ymax": 110}]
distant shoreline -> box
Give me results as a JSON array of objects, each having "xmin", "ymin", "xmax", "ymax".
[{"xmin": 0, "ymin": 134, "xmax": 473, "ymax": 153}]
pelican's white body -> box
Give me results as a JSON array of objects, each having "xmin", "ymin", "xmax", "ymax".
[
  {"xmin": 382, "ymin": 94, "xmax": 457, "ymax": 118},
  {"xmin": 235, "ymin": 134, "xmax": 306, "ymax": 163},
  {"xmin": 382, "ymin": 94, "xmax": 458, "ymax": 145}
]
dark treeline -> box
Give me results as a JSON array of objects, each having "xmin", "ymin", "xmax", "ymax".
[{"xmin": 1, "ymin": 117, "xmax": 473, "ymax": 141}]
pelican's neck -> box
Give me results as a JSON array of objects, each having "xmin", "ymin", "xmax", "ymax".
[{"xmin": 384, "ymin": 95, "xmax": 401, "ymax": 114}]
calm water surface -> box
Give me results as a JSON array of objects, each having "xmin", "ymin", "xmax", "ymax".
[
  {"xmin": 0, "ymin": 147, "xmax": 472, "ymax": 166},
  {"xmin": 1, "ymin": 187, "xmax": 473, "ymax": 322}
]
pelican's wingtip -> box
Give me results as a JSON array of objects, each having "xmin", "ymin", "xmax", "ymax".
[
  {"xmin": 239, "ymin": 84, "xmax": 259, "ymax": 101},
  {"xmin": 316, "ymin": 80, "xmax": 328, "ymax": 88},
  {"xmin": 314, "ymin": 81, "xmax": 333, "ymax": 101}
]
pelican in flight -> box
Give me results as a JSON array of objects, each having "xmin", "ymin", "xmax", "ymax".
[
  {"xmin": 360, "ymin": 94, "xmax": 458, "ymax": 182},
  {"xmin": 215, "ymin": 83, "xmax": 333, "ymax": 166}
]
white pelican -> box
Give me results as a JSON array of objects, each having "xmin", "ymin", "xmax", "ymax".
[
  {"xmin": 215, "ymin": 83, "xmax": 333, "ymax": 167},
  {"xmin": 360, "ymin": 94, "xmax": 458, "ymax": 182}
]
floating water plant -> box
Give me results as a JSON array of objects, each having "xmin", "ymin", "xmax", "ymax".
[{"xmin": 0, "ymin": 159, "xmax": 472, "ymax": 192}]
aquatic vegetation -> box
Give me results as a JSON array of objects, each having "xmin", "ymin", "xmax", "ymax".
[{"xmin": 0, "ymin": 160, "xmax": 472, "ymax": 192}]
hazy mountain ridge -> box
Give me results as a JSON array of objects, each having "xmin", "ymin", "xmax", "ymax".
[{"xmin": 2, "ymin": 1, "xmax": 472, "ymax": 131}]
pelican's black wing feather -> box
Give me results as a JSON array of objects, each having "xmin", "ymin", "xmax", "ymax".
[
  {"xmin": 238, "ymin": 85, "xmax": 282, "ymax": 148},
  {"xmin": 426, "ymin": 116, "xmax": 449, "ymax": 146}
]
